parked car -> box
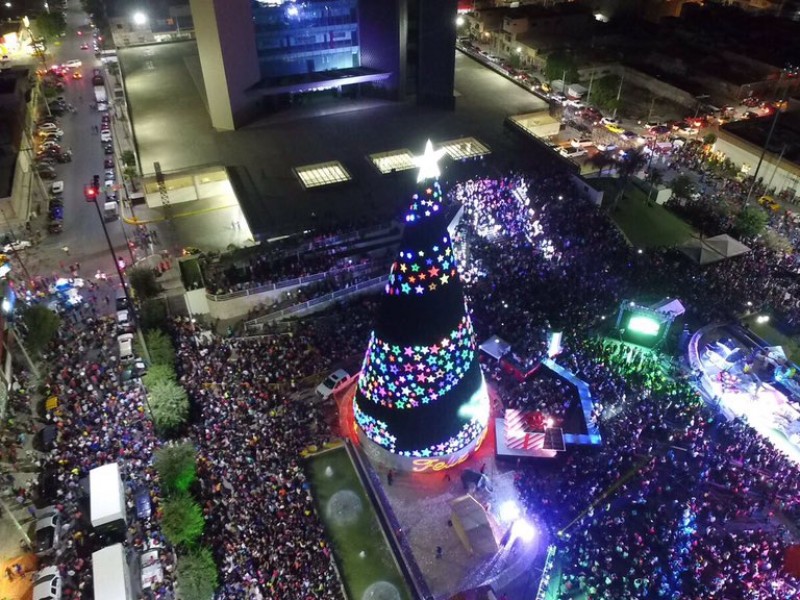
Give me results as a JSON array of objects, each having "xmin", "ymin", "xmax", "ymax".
[
  {"xmin": 100, "ymin": 131, "xmax": 112, "ymax": 143},
  {"xmin": 51, "ymin": 181, "xmax": 64, "ymax": 195},
  {"xmin": 570, "ymin": 138, "xmax": 593, "ymax": 148},
  {"xmin": 558, "ymin": 146, "xmax": 588, "ymax": 159},
  {"xmin": 600, "ymin": 116, "xmax": 620, "ymax": 126},
  {"xmin": 38, "ymin": 168, "xmax": 58, "ymax": 180},
  {"xmin": 3, "ymin": 239, "xmax": 32, "ymax": 253},
  {"xmin": 758, "ymin": 195, "xmax": 781, "ymax": 212},
  {"xmin": 104, "ymin": 157, "xmax": 115, "ymax": 169},
  {"xmin": 38, "ymin": 122, "xmax": 60, "ymax": 133},
  {"xmin": 315, "ymin": 369, "xmax": 350, "ymax": 399},
  {"xmin": 104, "ymin": 144, "xmax": 114, "ymax": 155},
  {"xmin": 605, "ymin": 123, "xmax": 625, "ymax": 134},
  {"xmin": 35, "ymin": 509, "xmax": 61, "ymax": 556},
  {"xmin": 32, "ymin": 565, "xmax": 62, "ymax": 600}
]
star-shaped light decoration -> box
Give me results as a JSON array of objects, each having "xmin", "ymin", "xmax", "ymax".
[{"xmin": 412, "ymin": 139, "xmax": 447, "ymax": 183}]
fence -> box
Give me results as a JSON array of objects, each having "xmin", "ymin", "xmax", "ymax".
[
  {"xmin": 244, "ymin": 275, "xmax": 385, "ymax": 332},
  {"xmin": 207, "ymin": 261, "xmax": 381, "ymax": 302}
]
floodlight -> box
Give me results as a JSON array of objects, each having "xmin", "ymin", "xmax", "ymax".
[
  {"xmin": 628, "ymin": 315, "xmax": 660, "ymax": 336},
  {"xmin": 132, "ymin": 12, "xmax": 147, "ymax": 25},
  {"xmin": 511, "ymin": 519, "xmax": 536, "ymax": 542},
  {"xmin": 499, "ymin": 500, "xmax": 520, "ymax": 523},
  {"xmin": 456, "ymin": 15, "xmax": 465, "ymax": 26}
]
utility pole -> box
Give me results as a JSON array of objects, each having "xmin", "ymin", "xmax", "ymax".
[
  {"xmin": 765, "ymin": 143, "xmax": 787, "ymax": 195},
  {"xmin": 745, "ymin": 73, "xmax": 789, "ymax": 205},
  {"xmin": 85, "ymin": 177, "xmax": 150, "ymax": 363},
  {"xmin": 586, "ymin": 70, "xmax": 596, "ymax": 104},
  {"xmin": 646, "ymin": 97, "xmax": 657, "ymax": 122},
  {"xmin": 612, "ymin": 73, "xmax": 624, "ymax": 118}
]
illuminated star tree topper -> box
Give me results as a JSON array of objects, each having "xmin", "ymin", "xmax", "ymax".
[{"xmin": 412, "ymin": 139, "xmax": 447, "ymax": 183}]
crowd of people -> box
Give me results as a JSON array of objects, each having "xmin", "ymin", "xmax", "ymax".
[
  {"xmin": 201, "ymin": 221, "xmax": 398, "ymax": 296},
  {"xmin": 34, "ymin": 306, "xmax": 174, "ymax": 599},
  {"xmin": 451, "ymin": 171, "xmax": 800, "ymax": 598},
  {"xmin": 15, "ymin": 156, "xmax": 800, "ymax": 600},
  {"xmin": 171, "ymin": 300, "xmax": 377, "ymax": 598}
]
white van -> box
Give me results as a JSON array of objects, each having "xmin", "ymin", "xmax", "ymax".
[
  {"xmin": 51, "ymin": 181, "xmax": 64, "ymax": 195},
  {"xmin": 117, "ymin": 333, "xmax": 134, "ymax": 361}
]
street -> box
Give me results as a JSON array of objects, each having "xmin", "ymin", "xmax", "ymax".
[{"xmin": 22, "ymin": 0, "xmax": 132, "ymax": 292}]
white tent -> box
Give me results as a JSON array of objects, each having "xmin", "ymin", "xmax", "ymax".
[
  {"xmin": 479, "ymin": 336, "xmax": 511, "ymax": 360},
  {"xmin": 649, "ymin": 297, "xmax": 686, "ymax": 318},
  {"xmin": 679, "ymin": 235, "xmax": 750, "ymax": 265}
]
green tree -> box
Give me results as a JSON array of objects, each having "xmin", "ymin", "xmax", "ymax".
[
  {"xmin": 142, "ymin": 363, "xmax": 176, "ymax": 389},
  {"xmin": 140, "ymin": 298, "xmax": 167, "ymax": 332},
  {"xmin": 20, "ymin": 304, "xmax": 61, "ymax": 356},
  {"xmin": 670, "ymin": 174, "xmax": 695, "ymax": 199},
  {"xmin": 161, "ymin": 493, "xmax": 205, "ymax": 547},
  {"xmin": 703, "ymin": 132, "xmax": 717, "ymax": 145},
  {"xmin": 128, "ymin": 267, "xmax": 160, "ymax": 300},
  {"xmin": 544, "ymin": 51, "xmax": 578, "ymax": 84},
  {"xmin": 146, "ymin": 329, "xmax": 176, "ymax": 367},
  {"xmin": 734, "ymin": 205, "xmax": 768, "ymax": 238},
  {"xmin": 121, "ymin": 150, "xmax": 137, "ymax": 167},
  {"xmin": 610, "ymin": 148, "xmax": 648, "ymax": 210},
  {"xmin": 154, "ymin": 442, "xmax": 197, "ymax": 495},
  {"xmin": 588, "ymin": 75, "xmax": 621, "ymax": 112},
  {"xmin": 148, "ymin": 380, "xmax": 188, "ymax": 432},
  {"xmin": 34, "ymin": 12, "xmax": 67, "ymax": 41},
  {"xmin": 176, "ymin": 547, "xmax": 218, "ymax": 600}
]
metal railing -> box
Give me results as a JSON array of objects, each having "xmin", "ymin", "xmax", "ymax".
[
  {"xmin": 244, "ymin": 275, "xmax": 385, "ymax": 332},
  {"xmin": 206, "ymin": 261, "xmax": 382, "ymax": 301}
]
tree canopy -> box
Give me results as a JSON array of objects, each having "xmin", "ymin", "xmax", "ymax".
[
  {"xmin": 35, "ymin": 12, "xmax": 67, "ymax": 42},
  {"xmin": 588, "ymin": 75, "xmax": 621, "ymax": 112},
  {"xmin": 148, "ymin": 379, "xmax": 189, "ymax": 432},
  {"xmin": 734, "ymin": 205, "xmax": 768, "ymax": 239},
  {"xmin": 176, "ymin": 547, "xmax": 218, "ymax": 600},
  {"xmin": 145, "ymin": 329, "xmax": 176, "ymax": 368},
  {"xmin": 20, "ymin": 304, "xmax": 61, "ymax": 356},
  {"xmin": 154, "ymin": 442, "xmax": 197, "ymax": 495},
  {"xmin": 161, "ymin": 493, "xmax": 205, "ymax": 547},
  {"xmin": 544, "ymin": 51, "xmax": 578, "ymax": 84}
]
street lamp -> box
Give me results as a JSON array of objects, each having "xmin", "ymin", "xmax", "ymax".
[
  {"xmin": 132, "ymin": 11, "xmax": 147, "ymax": 26},
  {"xmin": 456, "ymin": 15, "xmax": 465, "ymax": 27},
  {"xmin": 85, "ymin": 177, "xmax": 150, "ymax": 362}
]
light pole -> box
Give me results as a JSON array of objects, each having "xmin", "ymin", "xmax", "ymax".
[
  {"xmin": 84, "ymin": 177, "xmax": 150, "ymax": 362},
  {"xmin": 744, "ymin": 71, "xmax": 789, "ymax": 205}
]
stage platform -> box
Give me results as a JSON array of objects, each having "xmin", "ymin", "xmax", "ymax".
[
  {"xmin": 336, "ymin": 380, "xmax": 550, "ymax": 599},
  {"xmin": 688, "ymin": 323, "xmax": 800, "ymax": 464}
]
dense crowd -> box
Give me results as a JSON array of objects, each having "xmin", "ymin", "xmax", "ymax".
[
  {"xmin": 17, "ymin": 159, "xmax": 800, "ymax": 600},
  {"xmin": 202, "ymin": 221, "xmax": 398, "ymax": 296},
  {"xmin": 452, "ymin": 172, "xmax": 800, "ymax": 598},
  {"xmin": 171, "ymin": 300, "xmax": 377, "ymax": 599},
  {"xmin": 35, "ymin": 306, "xmax": 174, "ymax": 599}
]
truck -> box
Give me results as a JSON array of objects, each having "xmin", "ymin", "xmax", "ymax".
[
  {"xmin": 93, "ymin": 544, "xmax": 133, "ymax": 600},
  {"xmin": 90, "ymin": 463, "xmax": 126, "ymax": 538},
  {"xmin": 94, "ymin": 85, "xmax": 107, "ymax": 104},
  {"xmin": 103, "ymin": 201, "xmax": 119, "ymax": 220}
]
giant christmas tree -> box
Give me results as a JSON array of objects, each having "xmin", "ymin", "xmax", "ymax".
[{"xmin": 353, "ymin": 141, "xmax": 489, "ymax": 469}]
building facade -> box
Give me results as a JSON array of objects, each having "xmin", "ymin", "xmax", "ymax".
[{"xmin": 190, "ymin": 0, "xmax": 457, "ymax": 130}]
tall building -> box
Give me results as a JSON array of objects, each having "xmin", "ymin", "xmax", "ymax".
[
  {"xmin": 353, "ymin": 144, "xmax": 490, "ymax": 472},
  {"xmin": 189, "ymin": 0, "xmax": 458, "ymax": 130}
]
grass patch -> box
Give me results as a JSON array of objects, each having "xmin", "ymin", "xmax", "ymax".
[
  {"xmin": 593, "ymin": 177, "xmax": 696, "ymax": 248},
  {"xmin": 307, "ymin": 447, "xmax": 412, "ymax": 600}
]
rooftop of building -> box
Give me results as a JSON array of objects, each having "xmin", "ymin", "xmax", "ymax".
[
  {"xmin": 117, "ymin": 42, "xmax": 551, "ymax": 239},
  {"xmin": 721, "ymin": 111, "xmax": 800, "ymax": 165}
]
